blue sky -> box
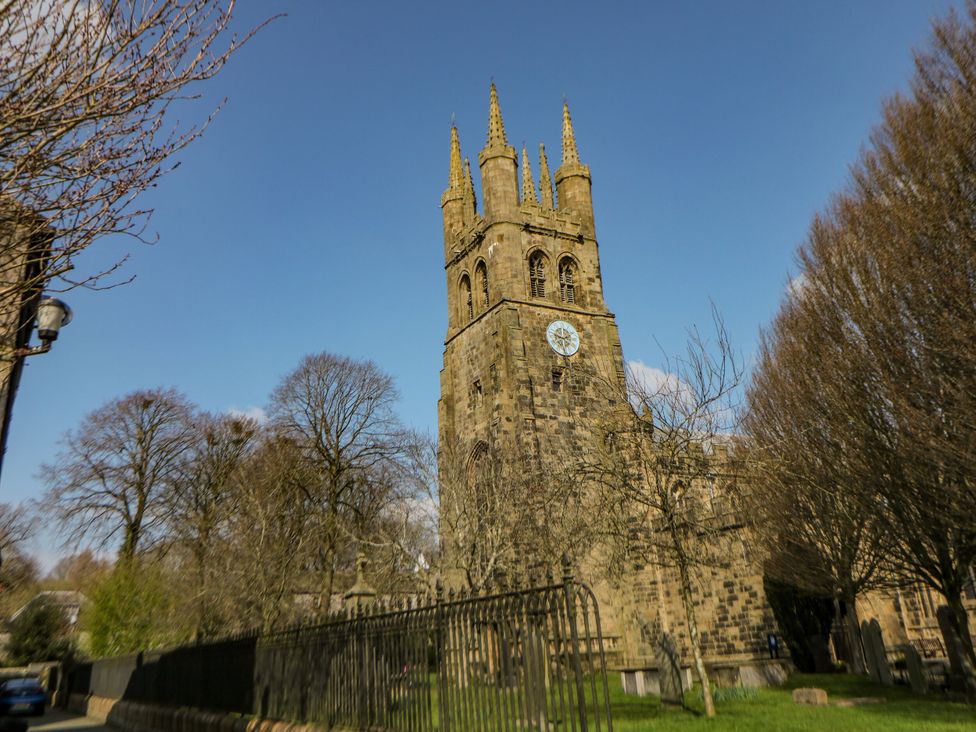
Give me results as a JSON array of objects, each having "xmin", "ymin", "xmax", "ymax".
[{"xmin": 5, "ymin": 0, "xmax": 961, "ymax": 563}]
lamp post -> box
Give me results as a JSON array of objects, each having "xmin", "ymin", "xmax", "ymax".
[{"xmin": 0, "ymin": 296, "xmax": 73, "ymax": 479}]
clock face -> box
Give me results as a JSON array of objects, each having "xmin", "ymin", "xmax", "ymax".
[{"xmin": 546, "ymin": 320, "xmax": 581, "ymax": 357}]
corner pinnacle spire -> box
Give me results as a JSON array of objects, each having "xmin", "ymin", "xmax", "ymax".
[
  {"xmin": 486, "ymin": 82, "xmax": 508, "ymax": 148},
  {"xmin": 561, "ymin": 102, "xmax": 580, "ymax": 165},
  {"xmin": 448, "ymin": 125, "xmax": 464, "ymax": 190},
  {"xmin": 521, "ymin": 146, "xmax": 537, "ymax": 204},
  {"xmin": 538, "ymin": 143, "xmax": 554, "ymax": 208}
]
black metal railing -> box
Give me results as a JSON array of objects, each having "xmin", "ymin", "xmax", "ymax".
[{"xmin": 69, "ymin": 563, "xmax": 613, "ymax": 732}]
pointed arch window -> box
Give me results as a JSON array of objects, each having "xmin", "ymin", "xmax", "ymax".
[
  {"xmin": 468, "ymin": 441, "xmax": 492, "ymax": 519},
  {"xmin": 476, "ymin": 262, "xmax": 489, "ymax": 309},
  {"xmin": 529, "ymin": 251, "xmax": 547, "ymax": 298},
  {"xmin": 460, "ymin": 275, "xmax": 473, "ymax": 322},
  {"xmin": 559, "ymin": 257, "xmax": 577, "ymax": 304}
]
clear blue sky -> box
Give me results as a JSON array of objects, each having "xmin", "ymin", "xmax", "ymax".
[{"xmin": 5, "ymin": 0, "xmax": 961, "ymax": 563}]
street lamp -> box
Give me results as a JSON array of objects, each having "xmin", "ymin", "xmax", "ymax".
[
  {"xmin": 17, "ymin": 296, "xmax": 72, "ymax": 356},
  {"xmin": 0, "ymin": 295, "xmax": 73, "ymax": 479}
]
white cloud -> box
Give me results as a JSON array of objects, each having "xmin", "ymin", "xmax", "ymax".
[
  {"xmin": 626, "ymin": 360, "xmax": 685, "ymax": 398},
  {"xmin": 226, "ymin": 406, "xmax": 268, "ymax": 425}
]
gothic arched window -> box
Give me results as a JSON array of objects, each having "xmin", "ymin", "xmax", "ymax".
[
  {"xmin": 529, "ymin": 251, "xmax": 548, "ymax": 298},
  {"xmin": 476, "ymin": 262, "xmax": 489, "ymax": 309},
  {"xmin": 460, "ymin": 274, "xmax": 473, "ymax": 322},
  {"xmin": 559, "ymin": 257, "xmax": 578, "ymax": 304}
]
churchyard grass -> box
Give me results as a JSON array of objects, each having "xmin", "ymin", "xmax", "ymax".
[{"xmin": 605, "ymin": 673, "xmax": 976, "ymax": 731}]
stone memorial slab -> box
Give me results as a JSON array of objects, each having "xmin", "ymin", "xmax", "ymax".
[{"xmin": 792, "ymin": 687, "xmax": 828, "ymax": 705}]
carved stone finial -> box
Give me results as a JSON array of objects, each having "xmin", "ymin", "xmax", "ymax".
[
  {"xmin": 463, "ymin": 157, "xmax": 477, "ymax": 218},
  {"xmin": 561, "ymin": 102, "xmax": 580, "ymax": 166},
  {"xmin": 448, "ymin": 125, "xmax": 464, "ymax": 191},
  {"xmin": 521, "ymin": 146, "xmax": 538, "ymax": 204},
  {"xmin": 486, "ymin": 82, "xmax": 508, "ymax": 148},
  {"xmin": 538, "ymin": 143, "xmax": 555, "ymax": 209}
]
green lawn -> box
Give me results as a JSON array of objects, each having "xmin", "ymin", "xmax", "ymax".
[{"xmin": 604, "ymin": 673, "xmax": 975, "ymax": 731}]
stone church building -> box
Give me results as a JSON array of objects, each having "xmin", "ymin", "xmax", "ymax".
[
  {"xmin": 434, "ymin": 84, "xmax": 973, "ymax": 684},
  {"xmin": 435, "ymin": 83, "xmax": 780, "ymax": 683}
]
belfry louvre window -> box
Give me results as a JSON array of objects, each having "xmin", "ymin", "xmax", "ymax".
[
  {"xmin": 559, "ymin": 258, "xmax": 577, "ymax": 304},
  {"xmin": 477, "ymin": 262, "xmax": 489, "ymax": 308},
  {"xmin": 529, "ymin": 252, "xmax": 547, "ymax": 297},
  {"xmin": 460, "ymin": 275, "xmax": 473, "ymax": 322}
]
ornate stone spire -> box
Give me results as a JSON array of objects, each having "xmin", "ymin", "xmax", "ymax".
[
  {"xmin": 538, "ymin": 142, "xmax": 555, "ymax": 209},
  {"xmin": 521, "ymin": 146, "xmax": 537, "ymax": 204},
  {"xmin": 561, "ymin": 102, "xmax": 580, "ymax": 165},
  {"xmin": 486, "ymin": 82, "xmax": 508, "ymax": 148},
  {"xmin": 463, "ymin": 157, "xmax": 477, "ymax": 218},
  {"xmin": 448, "ymin": 125, "xmax": 464, "ymax": 190}
]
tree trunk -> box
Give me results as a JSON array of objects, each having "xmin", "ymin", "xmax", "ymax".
[
  {"xmin": 843, "ymin": 591, "xmax": 867, "ymax": 675},
  {"xmin": 942, "ymin": 592, "xmax": 976, "ymax": 696},
  {"xmin": 676, "ymin": 553, "xmax": 715, "ymax": 717}
]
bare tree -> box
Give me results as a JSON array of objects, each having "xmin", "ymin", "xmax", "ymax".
[
  {"xmin": 41, "ymin": 387, "xmax": 196, "ymax": 561},
  {"xmin": 167, "ymin": 411, "xmax": 258, "ymax": 637},
  {"xmin": 587, "ymin": 311, "xmax": 742, "ymax": 718},
  {"xmin": 220, "ymin": 433, "xmax": 317, "ymax": 631},
  {"xmin": 0, "ymin": 502, "xmax": 36, "ymax": 609},
  {"xmin": 744, "ymin": 298, "xmax": 896, "ymax": 674},
  {"xmin": 43, "ymin": 549, "xmax": 112, "ymax": 590},
  {"xmin": 269, "ymin": 352, "xmax": 410, "ymax": 613},
  {"xmin": 0, "ymin": 0, "xmax": 270, "ymax": 319},
  {"xmin": 745, "ymin": 1, "xmax": 976, "ymax": 694},
  {"xmin": 0, "ymin": 501, "xmax": 31, "ymax": 569},
  {"xmin": 424, "ymin": 431, "xmax": 601, "ymax": 592}
]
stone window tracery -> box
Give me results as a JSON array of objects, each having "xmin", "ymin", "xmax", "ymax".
[
  {"xmin": 460, "ymin": 274, "xmax": 473, "ymax": 322},
  {"xmin": 477, "ymin": 262, "xmax": 489, "ymax": 309},
  {"xmin": 559, "ymin": 257, "xmax": 577, "ymax": 304},
  {"xmin": 529, "ymin": 251, "xmax": 547, "ymax": 298}
]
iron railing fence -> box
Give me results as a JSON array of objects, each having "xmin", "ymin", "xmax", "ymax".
[{"xmin": 69, "ymin": 563, "xmax": 613, "ymax": 732}]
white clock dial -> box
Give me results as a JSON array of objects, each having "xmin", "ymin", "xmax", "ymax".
[{"xmin": 546, "ymin": 320, "xmax": 581, "ymax": 356}]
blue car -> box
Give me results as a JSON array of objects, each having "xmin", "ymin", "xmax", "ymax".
[{"xmin": 0, "ymin": 678, "xmax": 46, "ymax": 716}]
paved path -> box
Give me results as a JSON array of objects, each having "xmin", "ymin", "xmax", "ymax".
[{"xmin": 24, "ymin": 708, "xmax": 110, "ymax": 731}]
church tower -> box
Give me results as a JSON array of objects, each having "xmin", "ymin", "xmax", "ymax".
[{"xmin": 437, "ymin": 84, "xmax": 627, "ymax": 526}]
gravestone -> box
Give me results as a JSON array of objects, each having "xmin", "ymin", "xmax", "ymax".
[
  {"xmin": 861, "ymin": 619, "xmax": 893, "ymax": 686},
  {"xmin": 860, "ymin": 620, "xmax": 878, "ymax": 681},
  {"xmin": 902, "ymin": 644, "xmax": 927, "ymax": 695},
  {"xmin": 657, "ymin": 632, "xmax": 684, "ymax": 706},
  {"xmin": 808, "ymin": 633, "xmax": 834, "ymax": 673}
]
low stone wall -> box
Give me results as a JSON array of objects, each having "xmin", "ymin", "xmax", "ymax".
[{"xmin": 69, "ymin": 693, "xmax": 331, "ymax": 732}]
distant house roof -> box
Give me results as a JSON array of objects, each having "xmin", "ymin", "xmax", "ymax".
[{"xmin": 10, "ymin": 591, "xmax": 87, "ymax": 624}]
